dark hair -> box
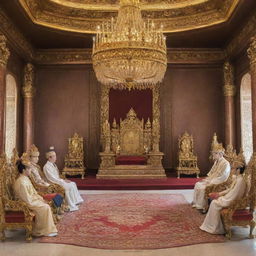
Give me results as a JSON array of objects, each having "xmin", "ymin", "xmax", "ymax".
[
  {"xmin": 16, "ymin": 160, "xmax": 26, "ymax": 174},
  {"xmin": 237, "ymin": 166, "xmax": 245, "ymax": 174}
]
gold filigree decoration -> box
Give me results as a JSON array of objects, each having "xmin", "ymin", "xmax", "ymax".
[
  {"xmin": 248, "ymin": 36, "xmax": 256, "ymax": 66},
  {"xmin": 62, "ymin": 133, "xmax": 86, "ymax": 178},
  {"xmin": 0, "ymin": 34, "xmax": 10, "ymax": 67},
  {"xmin": 176, "ymin": 132, "xmax": 200, "ymax": 178},
  {"xmin": 22, "ymin": 63, "xmax": 35, "ymax": 98},
  {"xmin": 223, "ymin": 61, "xmax": 235, "ymax": 97}
]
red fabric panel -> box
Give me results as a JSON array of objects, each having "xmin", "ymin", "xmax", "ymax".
[
  {"xmin": 43, "ymin": 193, "xmax": 57, "ymax": 201},
  {"xmin": 5, "ymin": 211, "xmax": 25, "ymax": 223},
  {"xmin": 116, "ymin": 156, "xmax": 147, "ymax": 165},
  {"xmin": 109, "ymin": 88, "xmax": 152, "ymax": 125},
  {"xmin": 232, "ymin": 209, "xmax": 253, "ymax": 221}
]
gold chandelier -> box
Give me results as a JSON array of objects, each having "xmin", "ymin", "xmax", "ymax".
[{"xmin": 92, "ymin": 0, "xmax": 167, "ymax": 90}]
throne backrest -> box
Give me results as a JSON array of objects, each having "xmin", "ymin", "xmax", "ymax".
[
  {"xmin": 0, "ymin": 150, "xmax": 19, "ymax": 202},
  {"xmin": 119, "ymin": 108, "xmax": 144, "ymax": 155},
  {"xmin": 65, "ymin": 132, "xmax": 84, "ymax": 160},
  {"xmin": 178, "ymin": 132, "xmax": 196, "ymax": 159}
]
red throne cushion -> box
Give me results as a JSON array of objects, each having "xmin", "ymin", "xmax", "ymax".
[
  {"xmin": 221, "ymin": 209, "xmax": 253, "ymax": 221},
  {"xmin": 232, "ymin": 209, "xmax": 253, "ymax": 221},
  {"xmin": 116, "ymin": 156, "xmax": 147, "ymax": 165},
  {"xmin": 5, "ymin": 211, "xmax": 26, "ymax": 223},
  {"xmin": 43, "ymin": 193, "xmax": 57, "ymax": 201}
]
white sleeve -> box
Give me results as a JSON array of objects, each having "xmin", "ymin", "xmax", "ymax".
[
  {"xmin": 43, "ymin": 164, "xmax": 63, "ymax": 184},
  {"xmin": 209, "ymin": 162, "xmax": 230, "ymax": 184}
]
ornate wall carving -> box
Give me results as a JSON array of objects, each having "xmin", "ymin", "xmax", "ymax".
[
  {"xmin": 0, "ymin": 35, "xmax": 10, "ymax": 68},
  {"xmin": 22, "ymin": 63, "xmax": 35, "ymax": 98},
  {"xmin": 223, "ymin": 61, "xmax": 236, "ymax": 97}
]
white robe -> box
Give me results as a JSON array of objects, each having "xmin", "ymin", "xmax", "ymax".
[
  {"xmin": 200, "ymin": 174, "xmax": 246, "ymax": 234},
  {"xmin": 43, "ymin": 161, "xmax": 83, "ymax": 211},
  {"xmin": 30, "ymin": 163, "xmax": 50, "ymax": 187},
  {"xmin": 14, "ymin": 175, "xmax": 57, "ymax": 236},
  {"xmin": 192, "ymin": 157, "xmax": 230, "ymax": 209}
]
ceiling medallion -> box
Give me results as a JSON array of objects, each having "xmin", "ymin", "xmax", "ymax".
[{"xmin": 92, "ymin": 0, "xmax": 167, "ymax": 90}]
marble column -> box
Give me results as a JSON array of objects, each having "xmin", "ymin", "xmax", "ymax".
[
  {"xmin": 0, "ymin": 35, "xmax": 10, "ymax": 154},
  {"xmin": 223, "ymin": 61, "xmax": 236, "ymax": 147},
  {"xmin": 22, "ymin": 63, "xmax": 35, "ymax": 152},
  {"xmin": 248, "ymin": 36, "xmax": 256, "ymax": 151}
]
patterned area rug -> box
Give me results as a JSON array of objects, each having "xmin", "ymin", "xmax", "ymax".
[{"xmin": 40, "ymin": 193, "xmax": 225, "ymax": 249}]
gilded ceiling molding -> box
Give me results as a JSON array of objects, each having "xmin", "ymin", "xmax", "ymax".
[
  {"xmin": 167, "ymin": 49, "xmax": 226, "ymax": 64},
  {"xmin": 34, "ymin": 49, "xmax": 92, "ymax": 65},
  {"xmin": 0, "ymin": 7, "xmax": 34, "ymax": 61},
  {"xmin": 0, "ymin": 34, "xmax": 10, "ymax": 67},
  {"xmin": 22, "ymin": 63, "xmax": 35, "ymax": 98},
  {"xmin": 18, "ymin": 0, "xmax": 239, "ymax": 33},
  {"xmin": 33, "ymin": 48, "xmax": 225, "ymax": 65},
  {"xmin": 226, "ymin": 9, "xmax": 256, "ymax": 58}
]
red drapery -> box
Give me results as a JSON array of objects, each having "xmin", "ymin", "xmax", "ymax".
[{"xmin": 109, "ymin": 88, "xmax": 152, "ymax": 124}]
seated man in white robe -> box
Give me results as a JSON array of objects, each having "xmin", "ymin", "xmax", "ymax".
[
  {"xmin": 14, "ymin": 157, "xmax": 58, "ymax": 237},
  {"xmin": 43, "ymin": 147, "xmax": 83, "ymax": 212},
  {"xmin": 192, "ymin": 143, "xmax": 230, "ymax": 210},
  {"xmin": 200, "ymin": 166, "xmax": 246, "ymax": 234}
]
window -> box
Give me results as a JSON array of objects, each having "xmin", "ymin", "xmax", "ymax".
[
  {"xmin": 240, "ymin": 73, "xmax": 252, "ymax": 163},
  {"xmin": 5, "ymin": 74, "xmax": 17, "ymax": 158}
]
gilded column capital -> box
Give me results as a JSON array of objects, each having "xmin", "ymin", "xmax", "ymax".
[
  {"xmin": 22, "ymin": 63, "xmax": 35, "ymax": 98},
  {"xmin": 247, "ymin": 36, "xmax": 256, "ymax": 66},
  {"xmin": 223, "ymin": 61, "xmax": 235, "ymax": 97},
  {"xmin": 223, "ymin": 84, "xmax": 236, "ymax": 97},
  {"xmin": 0, "ymin": 35, "xmax": 10, "ymax": 67}
]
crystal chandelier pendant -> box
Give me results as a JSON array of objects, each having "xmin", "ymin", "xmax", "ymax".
[{"xmin": 92, "ymin": 0, "xmax": 167, "ymax": 90}]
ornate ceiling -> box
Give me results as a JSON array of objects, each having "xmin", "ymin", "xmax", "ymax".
[{"xmin": 18, "ymin": 0, "xmax": 240, "ymax": 33}]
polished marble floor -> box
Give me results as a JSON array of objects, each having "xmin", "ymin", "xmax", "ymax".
[{"xmin": 1, "ymin": 190, "xmax": 256, "ymax": 256}]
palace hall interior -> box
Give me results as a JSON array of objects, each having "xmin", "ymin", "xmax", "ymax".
[{"xmin": 1, "ymin": 0, "xmax": 256, "ymax": 255}]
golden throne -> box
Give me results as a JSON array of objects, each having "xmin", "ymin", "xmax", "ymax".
[
  {"xmin": 62, "ymin": 132, "xmax": 86, "ymax": 179},
  {"xmin": 97, "ymin": 108, "xmax": 166, "ymax": 179},
  {"xmin": 176, "ymin": 132, "xmax": 200, "ymax": 178}
]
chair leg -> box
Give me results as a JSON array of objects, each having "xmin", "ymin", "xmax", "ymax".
[
  {"xmin": 0, "ymin": 226, "xmax": 6, "ymax": 241},
  {"xmin": 224, "ymin": 225, "xmax": 232, "ymax": 239},
  {"xmin": 249, "ymin": 221, "xmax": 255, "ymax": 239},
  {"xmin": 25, "ymin": 225, "xmax": 33, "ymax": 241}
]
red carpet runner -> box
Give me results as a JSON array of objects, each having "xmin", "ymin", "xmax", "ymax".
[
  {"xmin": 40, "ymin": 193, "xmax": 225, "ymax": 249},
  {"xmin": 70, "ymin": 177, "xmax": 201, "ymax": 190}
]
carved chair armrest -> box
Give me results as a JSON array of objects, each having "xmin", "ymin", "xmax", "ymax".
[{"xmin": 47, "ymin": 184, "xmax": 65, "ymax": 196}]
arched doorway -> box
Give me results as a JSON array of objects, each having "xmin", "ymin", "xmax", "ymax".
[
  {"xmin": 5, "ymin": 74, "xmax": 17, "ymax": 158},
  {"xmin": 240, "ymin": 73, "xmax": 252, "ymax": 163}
]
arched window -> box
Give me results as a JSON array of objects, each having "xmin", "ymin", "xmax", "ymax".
[
  {"xmin": 240, "ymin": 73, "xmax": 252, "ymax": 163},
  {"xmin": 5, "ymin": 74, "xmax": 17, "ymax": 158}
]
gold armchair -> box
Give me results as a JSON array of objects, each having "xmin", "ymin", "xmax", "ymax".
[
  {"xmin": 176, "ymin": 132, "xmax": 200, "ymax": 178},
  {"xmin": 0, "ymin": 151, "xmax": 34, "ymax": 241},
  {"xmin": 220, "ymin": 153, "xmax": 256, "ymax": 239},
  {"xmin": 62, "ymin": 132, "xmax": 86, "ymax": 179}
]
